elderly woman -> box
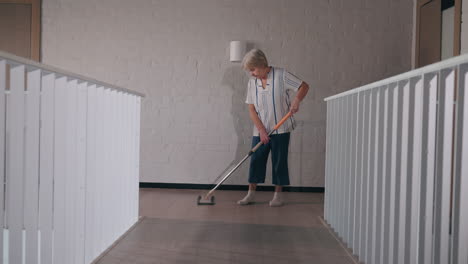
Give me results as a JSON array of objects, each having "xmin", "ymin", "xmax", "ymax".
[{"xmin": 238, "ymin": 49, "xmax": 309, "ymax": 207}]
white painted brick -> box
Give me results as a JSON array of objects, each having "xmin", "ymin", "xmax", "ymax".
[
  {"xmin": 42, "ymin": 0, "xmax": 413, "ymax": 187},
  {"xmin": 196, "ymin": 144, "xmax": 231, "ymax": 153}
]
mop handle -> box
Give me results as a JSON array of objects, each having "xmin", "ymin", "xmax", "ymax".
[{"xmin": 205, "ymin": 111, "xmax": 293, "ymax": 198}]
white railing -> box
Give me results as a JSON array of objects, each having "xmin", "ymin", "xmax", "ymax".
[
  {"xmin": 0, "ymin": 51, "xmax": 143, "ymax": 264},
  {"xmin": 324, "ymin": 54, "xmax": 468, "ymax": 264}
]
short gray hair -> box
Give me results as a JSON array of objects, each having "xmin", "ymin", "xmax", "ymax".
[{"xmin": 242, "ymin": 49, "xmax": 268, "ymax": 70}]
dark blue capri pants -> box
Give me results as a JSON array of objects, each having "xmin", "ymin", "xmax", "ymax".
[{"xmin": 248, "ymin": 132, "xmax": 290, "ymax": 186}]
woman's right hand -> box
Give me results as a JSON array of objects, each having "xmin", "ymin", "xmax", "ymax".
[{"xmin": 259, "ymin": 129, "xmax": 270, "ymax": 145}]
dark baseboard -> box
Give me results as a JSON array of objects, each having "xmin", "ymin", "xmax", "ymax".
[{"xmin": 139, "ymin": 182, "xmax": 324, "ymax": 193}]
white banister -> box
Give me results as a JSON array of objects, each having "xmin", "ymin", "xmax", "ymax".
[
  {"xmin": 325, "ymin": 55, "xmax": 468, "ymax": 264},
  {"xmin": 39, "ymin": 73, "xmax": 55, "ymax": 264},
  {"xmin": 0, "ymin": 51, "xmax": 143, "ymax": 264},
  {"xmin": 453, "ymin": 64, "xmax": 468, "ymax": 264}
]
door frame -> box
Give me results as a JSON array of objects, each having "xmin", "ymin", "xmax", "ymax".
[
  {"xmin": 0, "ymin": 0, "xmax": 41, "ymax": 61},
  {"xmin": 454, "ymin": 0, "xmax": 461, "ymax": 56}
]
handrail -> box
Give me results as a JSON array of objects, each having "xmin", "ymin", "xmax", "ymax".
[
  {"xmin": 324, "ymin": 54, "xmax": 468, "ymax": 263},
  {"xmin": 324, "ymin": 52, "xmax": 468, "ymax": 101},
  {"xmin": 0, "ymin": 49, "xmax": 142, "ymax": 264},
  {"xmin": 0, "ymin": 50, "xmax": 145, "ymax": 98}
]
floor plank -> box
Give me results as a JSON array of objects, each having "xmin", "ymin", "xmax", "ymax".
[{"xmin": 95, "ymin": 188, "xmax": 356, "ymax": 264}]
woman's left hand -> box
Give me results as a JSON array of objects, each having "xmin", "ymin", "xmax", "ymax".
[
  {"xmin": 290, "ymin": 99, "xmax": 300, "ymax": 114},
  {"xmin": 290, "ymin": 82, "xmax": 309, "ymax": 114}
]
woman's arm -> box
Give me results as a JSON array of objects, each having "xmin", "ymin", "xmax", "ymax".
[
  {"xmin": 248, "ymin": 104, "xmax": 270, "ymax": 144},
  {"xmin": 290, "ymin": 81, "xmax": 309, "ymax": 114}
]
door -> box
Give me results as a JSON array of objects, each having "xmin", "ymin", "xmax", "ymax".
[
  {"xmin": 416, "ymin": 0, "xmax": 462, "ymax": 68},
  {"xmin": 0, "ymin": 0, "xmax": 41, "ymax": 61},
  {"xmin": 416, "ymin": 0, "xmax": 442, "ymax": 68}
]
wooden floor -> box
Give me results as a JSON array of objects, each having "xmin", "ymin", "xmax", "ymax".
[{"xmin": 95, "ymin": 188, "xmax": 357, "ymax": 264}]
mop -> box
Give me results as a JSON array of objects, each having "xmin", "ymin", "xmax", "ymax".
[{"xmin": 197, "ymin": 111, "xmax": 293, "ymax": 205}]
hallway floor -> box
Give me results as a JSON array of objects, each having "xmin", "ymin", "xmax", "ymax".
[{"xmin": 95, "ymin": 188, "xmax": 357, "ymax": 264}]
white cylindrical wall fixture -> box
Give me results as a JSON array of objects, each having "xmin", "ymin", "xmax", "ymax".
[{"xmin": 230, "ymin": 41, "xmax": 246, "ymax": 62}]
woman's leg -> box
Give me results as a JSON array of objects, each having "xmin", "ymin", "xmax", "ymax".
[
  {"xmin": 270, "ymin": 133, "xmax": 290, "ymax": 206},
  {"xmin": 238, "ymin": 136, "xmax": 270, "ymax": 205}
]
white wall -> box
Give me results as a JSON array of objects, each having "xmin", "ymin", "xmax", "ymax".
[
  {"xmin": 442, "ymin": 7, "xmax": 455, "ymax": 60},
  {"xmin": 42, "ymin": 0, "xmax": 413, "ymax": 187},
  {"xmin": 462, "ymin": 0, "xmax": 468, "ymax": 54}
]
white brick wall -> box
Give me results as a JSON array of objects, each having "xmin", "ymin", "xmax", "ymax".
[
  {"xmin": 462, "ymin": 0, "xmax": 468, "ymax": 54},
  {"xmin": 42, "ymin": 0, "xmax": 413, "ymax": 187}
]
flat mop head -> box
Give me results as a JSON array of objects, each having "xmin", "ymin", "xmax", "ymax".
[{"xmin": 197, "ymin": 195, "xmax": 215, "ymax": 205}]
